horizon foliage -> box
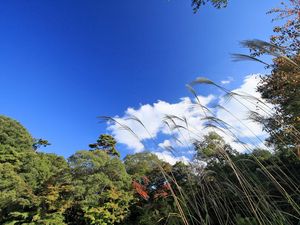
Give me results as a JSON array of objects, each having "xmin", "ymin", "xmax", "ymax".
[
  {"xmin": 1, "ymin": 108, "xmax": 299, "ymax": 224},
  {"xmin": 0, "ymin": 115, "xmax": 134, "ymax": 225}
]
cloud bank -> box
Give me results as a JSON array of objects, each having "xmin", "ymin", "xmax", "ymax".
[{"xmin": 107, "ymin": 74, "xmax": 271, "ymax": 165}]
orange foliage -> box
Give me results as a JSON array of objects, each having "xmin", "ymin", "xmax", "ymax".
[
  {"xmin": 132, "ymin": 180, "xmax": 149, "ymax": 200},
  {"xmin": 132, "ymin": 179, "xmax": 171, "ymax": 201}
]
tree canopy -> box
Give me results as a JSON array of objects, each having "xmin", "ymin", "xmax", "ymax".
[{"xmin": 0, "ymin": 115, "xmax": 33, "ymax": 150}]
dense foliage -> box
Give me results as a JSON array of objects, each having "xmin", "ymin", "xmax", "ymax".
[
  {"xmin": 0, "ymin": 116, "xmax": 133, "ymax": 225},
  {"xmin": 1, "ymin": 114, "xmax": 299, "ymax": 224}
]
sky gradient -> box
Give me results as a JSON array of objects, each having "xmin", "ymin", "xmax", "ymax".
[{"xmin": 0, "ymin": 0, "xmax": 279, "ymax": 158}]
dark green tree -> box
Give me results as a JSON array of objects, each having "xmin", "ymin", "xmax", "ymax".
[
  {"xmin": 33, "ymin": 138, "xmax": 51, "ymax": 151},
  {"xmin": 89, "ymin": 134, "xmax": 120, "ymax": 157}
]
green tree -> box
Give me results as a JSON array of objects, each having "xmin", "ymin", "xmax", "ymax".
[
  {"xmin": 33, "ymin": 138, "xmax": 51, "ymax": 151},
  {"xmin": 66, "ymin": 149, "xmax": 133, "ymax": 225},
  {"xmin": 124, "ymin": 152, "xmax": 182, "ymax": 225},
  {"xmin": 0, "ymin": 152, "xmax": 71, "ymax": 224},
  {"xmin": 251, "ymin": 148, "xmax": 272, "ymax": 160},
  {"xmin": 89, "ymin": 134, "xmax": 120, "ymax": 157},
  {"xmin": 0, "ymin": 115, "xmax": 34, "ymax": 168},
  {"xmin": 0, "ymin": 115, "xmax": 71, "ymax": 224},
  {"xmin": 0, "ymin": 115, "xmax": 33, "ymax": 150},
  {"xmin": 0, "ymin": 163, "xmax": 36, "ymax": 224},
  {"xmin": 124, "ymin": 152, "xmax": 162, "ymax": 178},
  {"xmin": 257, "ymin": 54, "xmax": 300, "ymax": 154},
  {"xmin": 194, "ymin": 132, "xmax": 235, "ymax": 162}
]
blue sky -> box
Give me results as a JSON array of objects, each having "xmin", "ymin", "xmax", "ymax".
[{"xmin": 0, "ymin": 0, "xmax": 278, "ymax": 159}]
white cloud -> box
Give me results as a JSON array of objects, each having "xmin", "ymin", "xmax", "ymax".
[
  {"xmin": 221, "ymin": 80, "xmax": 230, "ymax": 84},
  {"xmin": 154, "ymin": 151, "xmax": 189, "ymax": 165},
  {"xmin": 107, "ymin": 74, "xmax": 271, "ymax": 159},
  {"xmin": 221, "ymin": 76, "xmax": 234, "ymax": 85},
  {"xmin": 108, "ymin": 95, "xmax": 215, "ymax": 153},
  {"xmin": 158, "ymin": 139, "xmax": 172, "ymax": 149},
  {"xmin": 216, "ymin": 74, "xmax": 271, "ymax": 151}
]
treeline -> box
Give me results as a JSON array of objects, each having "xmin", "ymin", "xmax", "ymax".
[
  {"xmin": 0, "ymin": 112, "xmax": 299, "ymax": 225},
  {"xmin": 0, "ymin": 96, "xmax": 299, "ymax": 225},
  {"xmin": 1, "ymin": 54, "xmax": 300, "ymax": 224}
]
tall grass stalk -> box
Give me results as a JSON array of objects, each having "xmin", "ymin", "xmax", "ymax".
[{"xmin": 101, "ymin": 49, "xmax": 300, "ymax": 224}]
